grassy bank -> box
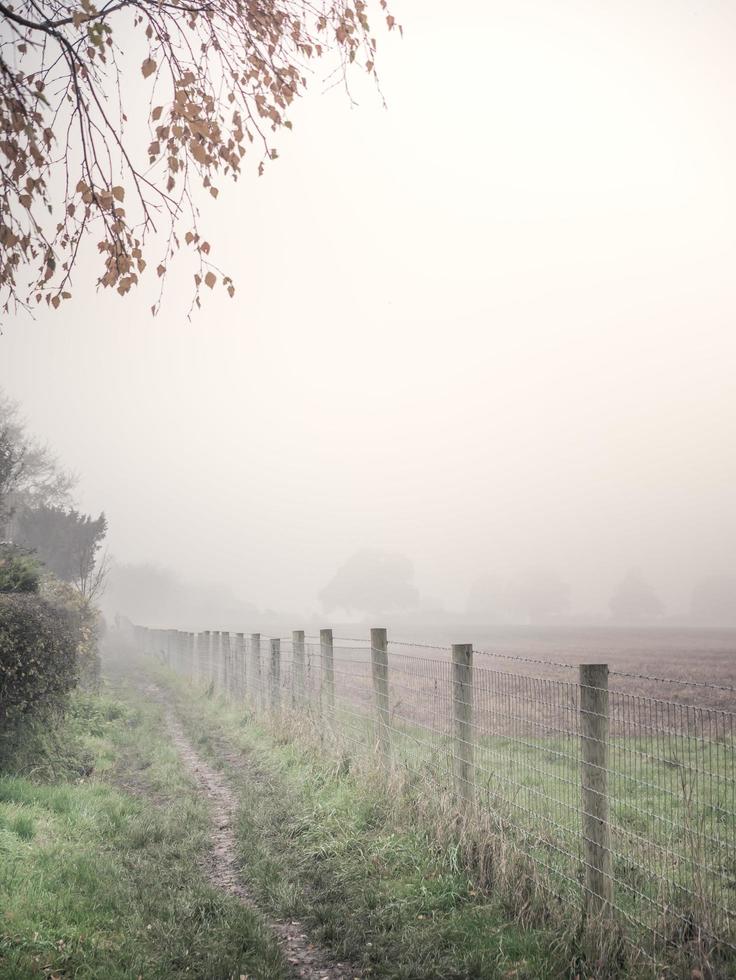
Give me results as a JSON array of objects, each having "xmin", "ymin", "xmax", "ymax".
[
  {"xmin": 0, "ymin": 680, "xmax": 284, "ymax": 979},
  {"xmin": 160, "ymin": 665, "xmax": 576, "ymax": 980}
]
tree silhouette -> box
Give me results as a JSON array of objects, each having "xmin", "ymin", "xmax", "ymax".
[
  {"xmin": 320, "ymin": 549, "xmax": 419, "ymax": 617},
  {"xmin": 14, "ymin": 504, "xmax": 107, "ymax": 592}
]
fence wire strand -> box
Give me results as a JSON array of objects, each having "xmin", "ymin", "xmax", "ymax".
[{"xmin": 135, "ymin": 624, "xmax": 736, "ymax": 966}]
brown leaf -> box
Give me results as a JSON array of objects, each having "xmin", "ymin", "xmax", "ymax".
[
  {"xmin": 141, "ymin": 58, "xmax": 156, "ymax": 79},
  {"xmin": 204, "ymin": 271, "xmax": 216, "ymax": 289}
]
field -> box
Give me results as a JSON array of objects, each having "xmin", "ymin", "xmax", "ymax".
[{"xmin": 145, "ymin": 623, "xmax": 736, "ymax": 976}]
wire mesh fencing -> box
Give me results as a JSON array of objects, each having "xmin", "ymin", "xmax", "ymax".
[{"xmin": 133, "ymin": 623, "xmax": 736, "ymax": 969}]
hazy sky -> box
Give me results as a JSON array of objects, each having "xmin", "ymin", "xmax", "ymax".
[{"xmin": 1, "ymin": 0, "xmax": 735, "ymax": 617}]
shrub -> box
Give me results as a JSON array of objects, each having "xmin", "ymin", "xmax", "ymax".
[
  {"xmin": 0, "ymin": 547, "xmax": 42, "ymax": 594},
  {"xmin": 0, "ymin": 594, "xmax": 78, "ymax": 735},
  {"xmin": 40, "ymin": 576, "xmax": 102, "ymax": 688}
]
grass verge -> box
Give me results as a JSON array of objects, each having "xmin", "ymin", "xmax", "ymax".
[
  {"xmin": 0, "ymin": 677, "xmax": 285, "ymax": 979},
  {"xmin": 161, "ymin": 666, "xmax": 576, "ymax": 980}
]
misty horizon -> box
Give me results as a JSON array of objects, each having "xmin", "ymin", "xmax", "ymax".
[{"xmin": 2, "ymin": 0, "xmax": 735, "ymax": 626}]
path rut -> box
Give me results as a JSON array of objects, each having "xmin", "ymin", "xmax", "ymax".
[{"xmin": 162, "ymin": 703, "xmax": 360, "ymax": 980}]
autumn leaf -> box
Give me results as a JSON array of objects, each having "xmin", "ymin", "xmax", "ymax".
[{"xmin": 0, "ymin": 0, "xmax": 393, "ymax": 315}]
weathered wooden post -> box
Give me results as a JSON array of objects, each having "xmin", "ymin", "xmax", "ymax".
[
  {"xmin": 370, "ymin": 627, "xmax": 391, "ymax": 765},
  {"xmin": 452, "ymin": 643, "xmax": 474, "ymax": 805},
  {"xmin": 250, "ymin": 633, "xmax": 262, "ymax": 710},
  {"xmin": 194, "ymin": 633, "xmax": 206, "ymax": 684},
  {"xmin": 203, "ymin": 631, "xmax": 212, "ymax": 689},
  {"xmin": 270, "ymin": 638, "xmax": 281, "ymax": 712},
  {"xmin": 235, "ymin": 633, "xmax": 246, "ymax": 700},
  {"xmin": 222, "ymin": 632, "xmax": 231, "ymax": 698},
  {"xmin": 580, "ymin": 663, "xmax": 612, "ymax": 915},
  {"xmin": 209, "ymin": 631, "xmax": 218, "ymax": 690},
  {"xmin": 293, "ymin": 630, "xmax": 305, "ymax": 706},
  {"xmin": 219, "ymin": 632, "xmax": 227, "ymax": 692},
  {"xmin": 320, "ymin": 628, "xmax": 335, "ymax": 714}
]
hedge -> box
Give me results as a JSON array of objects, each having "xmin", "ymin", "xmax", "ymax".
[{"xmin": 0, "ymin": 594, "xmax": 79, "ymax": 732}]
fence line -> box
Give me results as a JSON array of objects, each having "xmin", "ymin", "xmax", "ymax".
[{"xmin": 131, "ymin": 623, "xmax": 736, "ymax": 968}]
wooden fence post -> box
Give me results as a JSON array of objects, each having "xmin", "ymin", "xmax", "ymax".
[
  {"xmin": 235, "ymin": 633, "xmax": 245, "ymax": 700},
  {"xmin": 206, "ymin": 631, "xmax": 213, "ymax": 685},
  {"xmin": 580, "ymin": 663, "xmax": 612, "ymax": 915},
  {"xmin": 370, "ymin": 627, "xmax": 391, "ymax": 765},
  {"xmin": 196, "ymin": 632, "xmax": 205, "ymax": 685},
  {"xmin": 222, "ymin": 632, "xmax": 231, "ymax": 698},
  {"xmin": 270, "ymin": 638, "xmax": 281, "ymax": 712},
  {"xmin": 210, "ymin": 631, "xmax": 218, "ymax": 690},
  {"xmin": 452, "ymin": 643, "xmax": 474, "ymax": 805},
  {"xmin": 250, "ymin": 634, "xmax": 262, "ymax": 710},
  {"xmin": 320, "ymin": 628, "xmax": 334, "ymax": 714},
  {"xmin": 293, "ymin": 630, "xmax": 305, "ymax": 705}
]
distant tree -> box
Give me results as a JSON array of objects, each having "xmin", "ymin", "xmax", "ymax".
[
  {"xmin": 14, "ymin": 505, "xmax": 108, "ymax": 599},
  {"xmin": 507, "ymin": 568, "xmax": 570, "ymax": 624},
  {"xmin": 690, "ymin": 575, "xmax": 736, "ymax": 626},
  {"xmin": 0, "ymin": 0, "xmax": 398, "ymax": 314},
  {"xmin": 0, "ymin": 394, "xmax": 73, "ymax": 532},
  {"xmin": 609, "ymin": 569, "xmax": 663, "ymax": 622},
  {"xmin": 466, "ymin": 573, "xmax": 509, "ymax": 622},
  {"xmin": 320, "ymin": 549, "xmax": 419, "ymax": 617},
  {"xmin": 100, "ymin": 561, "xmax": 259, "ymax": 629}
]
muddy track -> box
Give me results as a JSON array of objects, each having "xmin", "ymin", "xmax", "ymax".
[{"xmin": 161, "ymin": 701, "xmax": 360, "ymax": 980}]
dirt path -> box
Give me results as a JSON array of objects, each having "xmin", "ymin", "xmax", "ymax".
[{"xmin": 162, "ymin": 704, "xmax": 360, "ymax": 980}]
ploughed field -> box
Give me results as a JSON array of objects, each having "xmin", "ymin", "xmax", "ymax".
[{"xmin": 282, "ymin": 626, "xmax": 736, "ymax": 959}]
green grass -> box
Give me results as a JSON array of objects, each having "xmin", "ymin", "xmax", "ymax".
[
  {"xmin": 0, "ymin": 681, "xmax": 286, "ymax": 979},
  {"xmin": 274, "ymin": 697, "xmax": 736, "ymax": 963},
  {"xmin": 156, "ymin": 661, "xmax": 736, "ymax": 979},
  {"xmin": 160, "ymin": 669, "xmax": 578, "ymax": 980}
]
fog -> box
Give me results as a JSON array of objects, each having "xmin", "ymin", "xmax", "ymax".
[{"xmin": 2, "ymin": 0, "xmax": 736, "ymax": 627}]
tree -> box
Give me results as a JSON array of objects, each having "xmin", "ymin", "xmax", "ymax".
[
  {"xmin": 319, "ymin": 549, "xmax": 419, "ymax": 617},
  {"xmin": 0, "ymin": 0, "xmax": 397, "ymax": 315},
  {"xmin": 100, "ymin": 560, "xmax": 260, "ymax": 629},
  {"xmin": 0, "ymin": 393, "xmax": 73, "ymax": 533},
  {"xmin": 14, "ymin": 504, "xmax": 108, "ymax": 599},
  {"xmin": 609, "ymin": 568, "xmax": 663, "ymax": 622}
]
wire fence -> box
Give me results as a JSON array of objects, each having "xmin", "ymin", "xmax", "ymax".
[{"xmin": 132, "ymin": 624, "xmax": 736, "ymax": 970}]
